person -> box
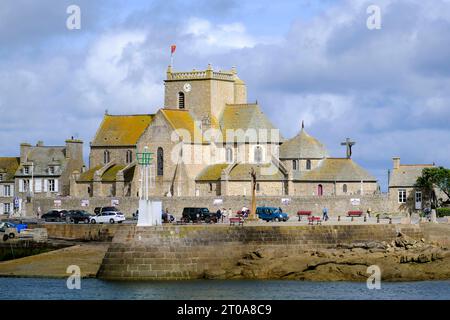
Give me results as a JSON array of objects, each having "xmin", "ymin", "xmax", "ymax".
[
  {"xmin": 162, "ymin": 209, "xmax": 168, "ymax": 223},
  {"xmin": 36, "ymin": 206, "xmax": 41, "ymax": 220},
  {"xmin": 216, "ymin": 208, "xmax": 222, "ymax": 223},
  {"xmin": 322, "ymin": 207, "xmax": 329, "ymax": 221},
  {"xmin": 222, "ymin": 208, "xmax": 227, "ymax": 222}
]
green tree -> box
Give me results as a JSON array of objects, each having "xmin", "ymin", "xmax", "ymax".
[{"xmin": 415, "ymin": 167, "xmax": 450, "ymax": 208}]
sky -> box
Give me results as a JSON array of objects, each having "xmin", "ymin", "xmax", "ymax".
[{"xmin": 1, "ymin": 0, "xmax": 449, "ymax": 191}]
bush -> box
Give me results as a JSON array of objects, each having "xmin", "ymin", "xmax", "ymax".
[{"xmin": 437, "ymin": 207, "xmax": 450, "ymax": 217}]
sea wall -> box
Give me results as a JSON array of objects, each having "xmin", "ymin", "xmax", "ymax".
[
  {"xmin": 29, "ymin": 224, "xmax": 119, "ymax": 241},
  {"xmin": 97, "ymin": 224, "xmax": 423, "ymax": 280},
  {"xmin": 25, "ymin": 194, "xmax": 393, "ymax": 218}
]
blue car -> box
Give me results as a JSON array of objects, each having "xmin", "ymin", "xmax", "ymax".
[{"xmin": 256, "ymin": 207, "xmax": 289, "ymax": 222}]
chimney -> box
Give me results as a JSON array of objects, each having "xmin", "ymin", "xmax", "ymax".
[
  {"xmin": 65, "ymin": 138, "xmax": 83, "ymax": 160},
  {"xmin": 393, "ymin": 157, "xmax": 400, "ymax": 170},
  {"xmin": 20, "ymin": 143, "xmax": 32, "ymax": 163}
]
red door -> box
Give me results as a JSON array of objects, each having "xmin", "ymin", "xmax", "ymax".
[{"xmin": 318, "ymin": 184, "xmax": 323, "ymax": 196}]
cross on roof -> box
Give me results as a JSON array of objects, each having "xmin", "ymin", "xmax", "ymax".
[{"xmin": 341, "ymin": 138, "xmax": 356, "ymax": 159}]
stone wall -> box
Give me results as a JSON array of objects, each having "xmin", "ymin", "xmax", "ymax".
[
  {"xmin": 98, "ymin": 224, "xmax": 423, "ymax": 280},
  {"xmin": 23, "ymin": 194, "xmax": 394, "ymax": 218},
  {"xmin": 29, "ymin": 224, "xmax": 119, "ymax": 241}
]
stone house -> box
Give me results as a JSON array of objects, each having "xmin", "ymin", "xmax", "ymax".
[
  {"xmin": 15, "ymin": 140, "xmax": 84, "ymax": 204},
  {"xmin": 388, "ymin": 157, "xmax": 436, "ymax": 214},
  {"xmin": 0, "ymin": 157, "xmax": 20, "ymax": 215}
]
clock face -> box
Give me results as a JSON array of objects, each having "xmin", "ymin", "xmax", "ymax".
[{"xmin": 183, "ymin": 83, "xmax": 191, "ymax": 92}]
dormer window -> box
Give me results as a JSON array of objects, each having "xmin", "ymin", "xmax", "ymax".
[
  {"xmin": 178, "ymin": 92, "xmax": 185, "ymax": 109},
  {"xmin": 0, "ymin": 174, "xmax": 3, "ymax": 181},
  {"xmin": 24, "ymin": 166, "xmax": 30, "ymax": 174},
  {"xmin": 49, "ymin": 166, "xmax": 55, "ymax": 174}
]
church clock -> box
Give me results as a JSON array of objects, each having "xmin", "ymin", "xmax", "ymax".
[{"xmin": 183, "ymin": 83, "xmax": 191, "ymax": 93}]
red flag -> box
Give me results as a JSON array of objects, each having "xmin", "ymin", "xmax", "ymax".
[{"xmin": 171, "ymin": 45, "xmax": 176, "ymax": 55}]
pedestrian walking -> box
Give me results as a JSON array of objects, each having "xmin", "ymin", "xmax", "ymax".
[{"xmin": 322, "ymin": 207, "xmax": 329, "ymax": 221}]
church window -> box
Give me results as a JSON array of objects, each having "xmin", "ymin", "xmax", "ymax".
[
  {"xmin": 209, "ymin": 183, "xmax": 213, "ymax": 192},
  {"xmin": 343, "ymin": 184, "xmax": 348, "ymax": 194},
  {"xmin": 126, "ymin": 150, "xmax": 133, "ymax": 164},
  {"xmin": 256, "ymin": 183, "xmax": 260, "ymax": 192},
  {"xmin": 178, "ymin": 92, "xmax": 185, "ymax": 109},
  {"xmin": 306, "ymin": 159, "xmax": 311, "ymax": 170},
  {"xmin": 104, "ymin": 150, "xmax": 110, "ymax": 164},
  {"xmin": 226, "ymin": 147, "xmax": 233, "ymax": 163},
  {"xmin": 157, "ymin": 147, "xmax": 164, "ymax": 176},
  {"xmin": 293, "ymin": 160, "xmax": 298, "ymax": 171},
  {"xmin": 254, "ymin": 146, "xmax": 263, "ymax": 164},
  {"xmin": 318, "ymin": 184, "xmax": 323, "ymax": 196}
]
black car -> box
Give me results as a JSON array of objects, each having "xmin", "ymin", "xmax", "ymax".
[
  {"xmin": 66, "ymin": 210, "xmax": 93, "ymax": 224},
  {"xmin": 181, "ymin": 207, "xmax": 213, "ymax": 223},
  {"xmin": 41, "ymin": 210, "xmax": 68, "ymax": 222}
]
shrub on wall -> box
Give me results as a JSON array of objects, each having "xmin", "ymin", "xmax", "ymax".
[{"xmin": 437, "ymin": 207, "xmax": 450, "ymax": 217}]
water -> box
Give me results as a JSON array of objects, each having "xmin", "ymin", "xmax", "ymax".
[{"xmin": 0, "ymin": 278, "xmax": 449, "ymax": 300}]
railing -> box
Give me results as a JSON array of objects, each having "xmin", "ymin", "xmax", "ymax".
[{"xmin": 168, "ymin": 70, "xmax": 234, "ymax": 81}]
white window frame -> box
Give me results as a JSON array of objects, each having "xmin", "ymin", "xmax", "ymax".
[
  {"xmin": 48, "ymin": 179, "xmax": 56, "ymax": 192},
  {"xmin": 3, "ymin": 203, "xmax": 11, "ymax": 214},
  {"xmin": 398, "ymin": 189, "xmax": 407, "ymax": 203},
  {"xmin": 253, "ymin": 145, "xmax": 264, "ymax": 164},
  {"xmin": 24, "ymin": 166, "xmax": 30, "ymax": 174},
  {"xmin": 4, "ymin": 185, "xmax": 11, "ymax": 197}
]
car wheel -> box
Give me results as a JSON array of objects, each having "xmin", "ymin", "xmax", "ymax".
[
  {"xmin": 109, "ymin": 219, "xmax": 115, "ymax": 224},
  {"xmin": 205, "ymin": 217, "xmax": 211, "ymax": 224},
  {"xmin": 118, "ymin": 221, "xmax": 123, "ymax": 224},
  {"xmin": 275, "ymin": 217, "xmax": 280, "ymax": 222},
  {"xmin": 84, "ymin": 218, "xmax": 89, "ymax": 224},
  {"xmin": 2, "ymin": 234, "xmax": 8, "ymax": 241},
  {"xmin": 91, "ymin": 219, "xmax": 96, "ymax": 224},
  {"xmin": 8, "ymin": 233, "xmax": 15, "ymax": 239},
  {"xmin": 74, "ymin": 220, "xmax": 79, "ymax": 224},
  {"xmin": 56, "ymin": 217, "xmax": 61, "ymax": 223}
]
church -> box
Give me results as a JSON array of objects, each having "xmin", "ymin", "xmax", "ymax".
[{"xmin": 70, "ymin": 64, "xmax": 379, "ymax": 198}]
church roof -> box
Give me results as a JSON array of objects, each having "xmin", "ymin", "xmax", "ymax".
[
  {"xmin": 196, "ymin": 163, "xmax": 285, "ymax": 181},
  {"xmin": 220, "ymin": 104, "xmax": 282, "ymax": 143},
  {"xmin": 280, "ymin": 128, "xmax": 328, "ymax": 159},
  {"xmin": 0, "ymin": 157, "xmax": 20, "ymax": 182},
  {"xmin": 77, "ymin": 166, "xmax": 102, "ymax": 182},
  {"xmin": 389, "ymin": 164, "xmax": 435, "ymax": 188},
  {"xmin": 294, "ymin": 158, "xmax": 376, "ymax": 182},
  {"xmin": 77, "ymin": 164, "xmax": 132, "ymax": 182},
  {"xmin": 91, "ymin": 114, "xmax": 154, "ymax": 147},
  {"xmin": 161, "ymin": 109, "xmax": 202, "ymax": 142}
]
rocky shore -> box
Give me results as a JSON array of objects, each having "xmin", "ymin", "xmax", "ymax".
[{"xmin": 203, "ymin": 233, "xmax": 450, "ymax": 281}]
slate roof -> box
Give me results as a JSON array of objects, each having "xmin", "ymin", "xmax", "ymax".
[
  {"xmin": 196, "ymin": 163, "xmax": 285, "ymax": 181},
  {"xmin": 280, "ymin": 128, "xmax": 329, "ymax": 159},
  {"xmin": 0, "ymin": 157, "xmax": 20, "ymax": 182},
  {"xmin": 389, "ymin": 164, "xmax": 435, "ymax": 188},
  {"xmin": 91, "ymin": 114, "xmax": 154, "ymax": 147},
  {"xmin": 294, "ymin": 158, "xmax": 376, "ymax": 182},
  {"xmin": 220, "ymin": 104, "xmax": 283, "ymax": 143},
  {"xmin": 16, "ymin": 147, "xmax": 68, "ymax": 177}
]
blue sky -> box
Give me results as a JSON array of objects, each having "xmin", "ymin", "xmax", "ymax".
[{"xmin": 1, "ymin": 0, "xmax": 450, "ymax": 191}]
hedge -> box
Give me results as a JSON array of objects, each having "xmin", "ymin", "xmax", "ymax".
[{"xmin": 437, "ymin": 207, "xmax": 450, "ymax": 217}]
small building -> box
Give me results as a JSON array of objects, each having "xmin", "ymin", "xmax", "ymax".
[
  {"xmin": 0, "ymin": 157, "xmax": 20, "ymax": 215},
  {"xmin": 388, "ymin": 157, "xmax": 435, "ymax": 214}
]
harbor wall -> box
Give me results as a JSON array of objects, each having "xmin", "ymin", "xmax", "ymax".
[{"xmin": 97, "ymin": 224, "xmax": 423, "ymax": 280}]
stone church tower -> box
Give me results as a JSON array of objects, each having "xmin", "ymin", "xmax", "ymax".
[{"xmin": 164, "ymin": 64, "xmax": 247, "ymax": 123}]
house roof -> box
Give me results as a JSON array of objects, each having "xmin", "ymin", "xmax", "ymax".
[
  {"xmin": 280, "ymin": 128, "xmax": 328, "ymax": 159},
  {"xmin": 0, "ymin": 157, "xmax": 20, "ymax": 182},
  {"xmin": 294, "ymin": 158, "xmax": 376, "ymax": 182},
  {"xmin": 91, "ymin": 114, "xmax": 154, "ymax": 147},
  {"xmin": 196, "ymin": 163, "xmax": 285, "ymax": 181},
  {"xmin": 389, "ymin": 164, "xmax": 435, "ymax": 188},
  {"xmin": 16, "ymin": 147, "xmax": 68, "ymax": 177},
  {"xmin": 220, "ymin": 104, "xmax": 282, "ymax": 143}
]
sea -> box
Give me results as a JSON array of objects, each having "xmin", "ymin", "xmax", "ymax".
[{"xmin": 0, "ymin": 278, "xmax": 449, "ymax": 300}]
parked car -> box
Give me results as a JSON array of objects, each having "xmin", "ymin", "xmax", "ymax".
[
  {"xmin": 94, "ymin": 207, "xmax": 118, "ymax": 215},
  {"xmin": 66, "ymin": 210, "xmax": 94, "ymax": 224},
  {"xmin": 41, "ymin": 209, "xmax": 68, "ymax": 222},
  {"xmin": 256, "ymin": 207, "xmax": 289, "ymax": 222},
  {"xmin": 90, "ymin": 211, "xmax": 126, "ymax": 224},
  {"xmin": 181, "ymin": 207, "xmax": 214, "ymax": 223},
  {"xmin": 0, "ymin": 222, "xmax": 24, "ymax": 239}
]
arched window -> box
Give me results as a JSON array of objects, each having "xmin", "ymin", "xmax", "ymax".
[
  {"xmin": 254, "ymin": 146, "xmax": 263, "ymax": 164},
  {"xmin": 256, "ymin": 183, "xmax": 260, "ymax": 192},
  {"xmin": 126, "ymin": 150, "xmax": 133, "ymax": 164},
  {"xmin": 157, "ymin": 147, "xmax": 164, "ymax": 176},
  {"xmin": 306, "ymin": 159, "xmax": 311, "ymax": 170},
  {"xmin": 178, "ymin": 92, "xmax": 185, "ymax": 109},
  {"xmin": 318, "ymin": 184, "xmax": 323, "ymax": 196},
  {"xmin": 209, "ymin": 183, "xmax": 213, "ymax": 192},
  {"xmin": 104, "ymin": 150, "xmax": 110, "ymax": 164},
  {"xmin": 343, "ymin": 184, "xmax": 348, "ymax": 194},
  {"xmin": 226, "ymin": 147, "xmax": 233, "ymax": 163},
  {"xmin": 293, "ymin": 160, "xmax": 298, "ymax": 171}
]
